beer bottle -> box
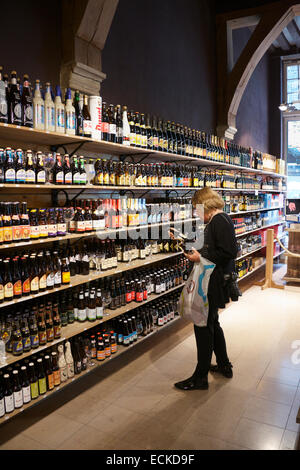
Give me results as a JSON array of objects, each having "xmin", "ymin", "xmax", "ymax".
[
  {"xmin": 20, "ymin": 366, "xmax": 31, "ymax": 404},
  {"xmin": 63, "ymin": 154, "xmax": 72, "ymax": 185},
  {"xmin": 66, "ymin": 292, "xmax": 75, "ymax": 323},
  {"xmin": 65, "ymin": 88, "xmax": 76, "ymax": 135},
  {"xmin": 44, "ymin": 355, "xmax": 54, "ymax": 391},
  {"xmin": 65, "ymin": 341, "xmax": 75, "ymax": 379},
  {"xmin": 45, "ymin": 306, "xmax": 54, "ymax": 342},
  {"xmin": 96, "ymin": 288, "xmax": 103, "ymax": 319},
  {"xmin": 3, "ymin": 259, "xmax": 13, "ymax": 301},
  {"xmin": 72, "ymin": 340, "xmax": 82, "ymax": 374},
  {"xmin": 87, "ymin": 289, "xmax": 97, "ymax": 321},
  {"xmin": 54, "ymin": 85, "xmax": 65, "ymax": 134},
  {"xmin": 60, "ymin": 257, "xmax": 70, "ymax": 286},
  {"xmin": 74, "ymin": 90, "xmax": 84, "ymax": 136},
  {"xmin": 3, "ymin": 374, "xmax": 14, "ymax": 413},
  {"xmin": 82, "ymin": 95, "xmax": 92, "ymax": 138},
  {"xmin": 0, "ymin": 66, "xmax": 8, "ymax": 124},
  {"xmin": 21, "ymin": 75, "xmax": 33, "ymax": 128},
  {"xmin": 53, "ymin": 153, "xmax": 64, "ymax": 184},
  {"xmin": 108, "ymin": 104, "xmax": 116, "ymax": 143},
  {"xmin": 33, "ymin": 79, "xmax": 45, "ymax": 130},
  {"xmin": 79, "ymin": 156, "xmax": 87, "ymax": 185},
  {"xmin": 12, "ymin": 370, "xmax": 23, "ymax": 409},
  {"xmin": 101, "ymin": 102, "xmax": 109, "ymax": 141},
  {"xmin": 11, "ymin": 202, "xmax": 21, "ymax": 242},
  {"xmin": 28, "ymin": 313, "xmax": 39, "ymax": 349},
  {"xmin": 19, "ymin": 202, "xmax": 29, "ymax": 242},
  {"xmin": 36, "ymin": 358, "xmax": 47, "ymax": 395},
  {"xmin": 71, "ymin": 155, "xmax": 80, "ymax": 185},
  {"xmin": 44, "ymin": 82, "xmax": 55, "ymax": 132},
  {"xmin": 51, "ymin": 352, "xmax": 61, "ymax": 387},
  {"xmin": 12, "ymin": 258, "xmax": 22, "ymax": 298},
  {"xmin": 0, "ymin": 148, "xmax": 4, "ymax": 184},
  {"xmin": 53, "ymin": 251, "xmax": 61, "ymax": 287},
  {"xmin": 20, "ymin": 316, "xmax": 31, "ymax": 352},
  {"xmin": 58, "ymin": 344, "xmax": 68, "ymax": 382},
  {"xmin": 52, "ymin": 302, "xmax": 61, "ymax": 339},
  {"xmin": 25, "ymin": 150, "xmax": 36, "ymax": 184},
  {"xmin": 9, "ymin": 71, "xmax": 22, "ymax": 126},
  {"xmin": 122, "ymin": 105, "xmax": 130, "ymax": 146},
  {"xmin": 35, "ymin": 151, "xmax": 46, "ymax": 184},
  {"xmin": 115, "ymin": 104, "xmax": 123, "ymax": 144},
  {"xmin": 37, "ymin": 307, "xmax": 47, "ymax": 346},
  {"xmin": 15, "ymin": 148, "xmax": 26, "ymax": 184},
  {"xmin": 77, "ymin": 290, "xmax": 87, "ymax": 322},
  {"xmin": 4, "ymin": 148, "xmax": 15, "ymax": 183}
]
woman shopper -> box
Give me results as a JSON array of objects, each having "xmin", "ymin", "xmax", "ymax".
[{"xmin": 174, "ymin": 187, "xmax": 239, "ymax": 391}]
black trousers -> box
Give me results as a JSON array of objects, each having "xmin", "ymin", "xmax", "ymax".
[{"xmin": 193, "ymin": 304, "xmax": 230, "ymax": 379}]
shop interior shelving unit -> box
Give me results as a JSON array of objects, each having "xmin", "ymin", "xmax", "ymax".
[{"xmin": 0, "ymin": 122, "xmax": 287, "ymax": 423}]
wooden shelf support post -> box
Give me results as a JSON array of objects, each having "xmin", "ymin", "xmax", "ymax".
[{"xmin": 255, "ymin": 228, "xmax": 285, "ymax": 290}]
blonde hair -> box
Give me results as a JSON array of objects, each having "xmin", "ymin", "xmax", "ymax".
[{"xmin": 192, "ymin": 187, "xmax": 225, "ymax": 212}]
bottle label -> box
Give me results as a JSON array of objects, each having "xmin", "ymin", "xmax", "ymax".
[
  {"xmin": 64, "ymin": 172, "xmax": 72, "ymax": 184},
  {"xmin": 56, "ymin": 108, "xmax": 65, "ymax": 130},
  {"xmin": 26, "ymin": 169, "xmax": 35, "ymax": 184},
  {"xmin": 30, "ymin": 381, "xmax": 39, "ymax": 399},
  {"xmin": 78, "ymin": 309, "xmax": 87, "ymax": 322},
  {"xmin": 37, "ymin": 170, "xmax": 46, "ymax": 183},
  {"xmin": 96, "ymin": 306, "xmax": 103, "ymax": 319},
  {"xmin": 39, "ymin": 330, "xmax": 47, "ymax": 345},
  {"xmin": 13, "ymin": 280, "xmax": 22, "ymax": 297},
  {"xmin": 136, "ymin": 292, "xmax": 143, "ymax": 302},
  {"xmin": 97, "ymin": 349, "xmax": 105, "ymax": 361},
  {"xmin": 13, "ymin": 338, "xmax": 23, "ymax": 355},
  {"xmin": 22, "ymin": 225, "xmax": 31, "ymax": 240},
  {"xmin": 39, "ymin": 224, "xmax": 48, "ymax": 238},
  {"xmin": 14, "ymin": 390, "xmax": 23, "ymax": 408},
  {"xmin": 53, "ymin": 370, "xmax": 61, "ymax": 386},
  {"xmin": 73, "ymin": 172, "xmax": 81, "ymax": 185},
  {"xmin": 48, "ymin": 224, "xmax": 57, "ymax": 237},
  {"xmin": 67, "ymin": 363, "xmax": 74, "ymax": 379},
  {"xmin": 46, "ymin": 326, "xmax": 54, "ymax": 342},
  {"xmin": 83, "ymin": 120, "xmax": 92, "ymax": 135},
  {"xmin": 30, "ymin": 276, "xmax": 39, "ymax": 292},
  {"xmin": 76, "ymin": 221, "xmax": 85, "ymax": 232},
  {"xmin": 22, "ymin": 335, "xmax": 31, "ymax": 352},
  {"xmin": 34, "ymin": 103, "xmax": 45, "ymax": 127},
  {"xmin": 45, "ymin": 105, "xmax": 55, "ymax": 129},
  {"xmin": 12, "ymin": 225, "xmax": 22, "ymax": 241},
  {"xmin": 39, "ymin": 274, "xmax": 47, "ymax": 290},
  {"xmin": 54, "ymin": 271, "xmax": 61, "ymax": 285},
  {"xmin": 66, "ymin": 111, "xmax": 76, "ymax": 132},
  {"xmin": 0, "ymin": 284, "xmax": 4, "ymax": 301},
  {"xmin": 3, "ymin": 226, "xmax": 13, "ymax": 243},
  {"xmin": 60, "ymin": 366, "xmax": 68, "ymax": 382},
  {"xmin": 57, "ymin": 223, "xmax": 67, "ymax": 235},
  {"xmin": 102, "ymin": 122, "xmax": 109, "ymax": 134},
  {"xmin": 4, "ymin": 394, "xmax": 14, "ymax": 413},
  {"xmin": 87, "ymin": 307, "xmax": 96, "ymax": 321},
  {"xmin": 30, "ymin": 225, "xmax": 40, "ymax": 239},
  {"xmin": 55, "ymin": 171, "xmax": 64, "ymax": 184},
  {"xmin": 16, "ymin": 169, "xmax": 26, "ymax": 183},
  {"xmin": 38, "ymin": 377, "xmax": 47, "ymax": 395},
  {"xmin": 46, "ymin": 272, "xmax": 55, "ymax": 288},
  {"xmin": 5, "ymin": 168, "xmax": 15, "ymax": 182},
  {"xmin": 4, "ymin": 282, "xmax": 13, "ymax": 298},
  {"xmin": 22, "ymin": 385, "xmax": 31, "ymax": 404},
  {"xmin": 30, "ymin": 333, "xmax": 39, "ymax": 348},
  {"xmin": 62, "ymin": 271, "xmax": 70, "ymax": 284}
]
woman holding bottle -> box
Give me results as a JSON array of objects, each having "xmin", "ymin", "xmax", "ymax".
[{"xmin": 172, "ymin": 187, "xmax": 239, "ymax": 391}]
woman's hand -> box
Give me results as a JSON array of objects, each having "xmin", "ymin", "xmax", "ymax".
[{"xmin": 184, "ymin": 248, "xmax": 201, "ymax": 263}]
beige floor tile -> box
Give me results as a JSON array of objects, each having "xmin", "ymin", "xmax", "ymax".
[
  {"xmin": 242, "ymin": 396, "xmax": 291, "ymax": 428},
  {"xmin": 55, "ymin": 391, "xmax": 111, "ymax": 424},
  {"xmin": 279, "ymin": 430, "xmax": 300, "ymax": 450},
  {"xmin": 169, "ymin": 432, "xmax": 248, "ymax": 450},
  {"xmin": 57, "ymin": 424, "xmax": 120, "ymax": 450},
  {"xmin": 88, "ymin": 402, "xmax": 148, "ymax": 439},
  {"xmin": 263, "ymin": 364, "xmax": 300, "ymax": 387},
  {"xmin": 229, "ymin": 418, "xmax": 284, "ymax": 450},
  {"xmin": 111, "ymin": 385, "xmax": 166, "ymax": 415},
  {"xmin": 22, "ymin": 411, "xmax": 83, "ymax": 449},
  {"xmin": 253, "ymin": 379, "xmax": 298, "ymax": 406},
  {"xmin": 0, "ymin": 432, "xmax": 51, "ymax": 450}
]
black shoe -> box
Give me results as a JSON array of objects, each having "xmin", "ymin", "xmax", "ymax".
[
  {"xmin": 174, "ymin": 376, "xmax": 209, "ymax": 391},
  {"xmin": 210, "ymin": 362, "xmax": 233, "ymax": 378}
]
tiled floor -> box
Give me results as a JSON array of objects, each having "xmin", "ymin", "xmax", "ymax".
[{"xmin": 0, "ymin": 280, "xmax": 299, "ymax": 450}]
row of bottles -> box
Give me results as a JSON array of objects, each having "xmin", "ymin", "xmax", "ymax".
[
  {"xmin": 0, "ymin": 68, "xmax": 92, "ymax": 136},
  {"xmin": 232, "ymin": 209, "xmax": 283, "ymax": 236},
  {"xmin": 0, "ymin": 147, "xmax": 87, "ymax": 185},
  {"xmin": 0, "ymin": 245, "xmax": 187, "ymax": 304},
  {"xmin": 222, "ymin": 194, "xmax": 283, "ymax": 215},
  {"xmin": 0, "ymin": 290, "xmax": 182, "ymax": 418}
]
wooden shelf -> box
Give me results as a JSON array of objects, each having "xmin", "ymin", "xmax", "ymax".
[
  {"xmin": 0, "ymin": 122, "xmax": 286, "ymax": 179},
  {"xmin": 235, "ymin": 221, "xmax": 285, "ymax": 238},
  {"xmin": 228, "ymin": 206, "xmax": 284, "ymax": 216},
  {"xmin": 0, "ymin": 251, "xmax": 182, "ymax": 310},
  {"xmin": 0, "ymin": 218, "xmax": 199, "ymax": 251},
  {"xmin": 237, "ymin": 250, "xmax": 285, "ymax": 282},
  {"xmin": 0, "ymin": 183, "xmax": 287, "ymax": 193},
  {"xmin": 0, "ymin": 313, "xmax": 183, "ymax": 425},
  {"xmin": 0, "ymin": 283, "xmax": 185, "ymax": 370}
]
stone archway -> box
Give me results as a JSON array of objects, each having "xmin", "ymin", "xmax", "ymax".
[{"xmin": 216, "ymin": 1, "xmax": 300, "ymax": 140}]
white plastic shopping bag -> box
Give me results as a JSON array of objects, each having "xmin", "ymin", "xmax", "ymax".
[{"xmin": 178, "ymin": 257, "xmax": 215, "ymax": 327}]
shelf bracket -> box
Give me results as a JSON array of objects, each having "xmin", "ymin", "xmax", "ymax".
[{"xmin": 50, "ymin": 140, "xmax": 90, "ymax": 157}]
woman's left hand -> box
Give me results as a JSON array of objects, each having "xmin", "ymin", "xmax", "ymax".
[{"xmin": 184, "ymin": 248, "xmax": 201, "ymax": 263}]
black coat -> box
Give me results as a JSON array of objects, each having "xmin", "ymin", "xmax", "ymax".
[{"xmin": 199, "ymin": 212, "xmax": 238, "ymax": 310}]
